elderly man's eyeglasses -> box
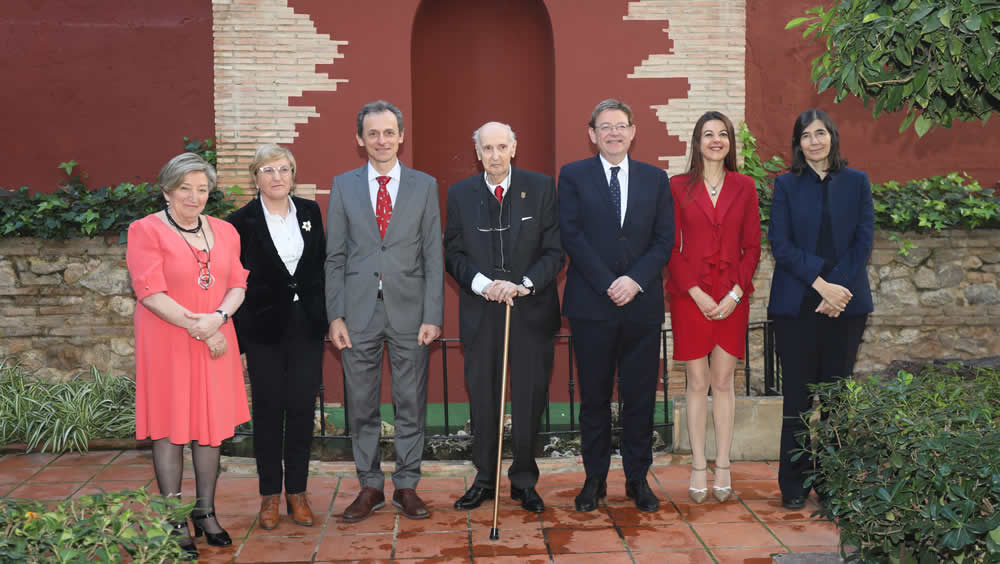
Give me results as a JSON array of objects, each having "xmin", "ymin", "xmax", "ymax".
[
  {"xmin": 258, "ymin": 166, "xmax": 293, "ymax": 177},
  {"xmin": 595, "ymin": 123, "xmax": 631, "ymax": 134}
]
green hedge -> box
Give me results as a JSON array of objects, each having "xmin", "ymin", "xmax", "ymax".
[{"xmin": 804, "ymin": 365, "xmax": 1000, "ymax": 562}]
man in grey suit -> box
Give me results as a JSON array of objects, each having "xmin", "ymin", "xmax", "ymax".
[{"xmin": 325, "ymin": 100, "xmax": 444, "ymax": 522}]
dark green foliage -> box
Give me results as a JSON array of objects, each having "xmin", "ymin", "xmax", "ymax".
[
  {"xmin": 737, "ymin": 122, "xmax": 785, "ymax": 233},
  {"xmin": 803, "ymin": 366, "xmax": 1000, "ymax": 562},
  {"xmin": 873, "ymin": 172, "xmax": 1000, "ymax": 232},
  {"xmin": 0, "ymin": 489, "xmax": 193, "ymax": 563},
  {"xmin": 787, "ymin": 1, "xmax": 1000, "ymax": 136}
]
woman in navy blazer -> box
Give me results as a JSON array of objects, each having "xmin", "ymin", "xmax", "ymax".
[
  {"xmin": 767, "ymin": 109, "xmax": 873, "ymax": 510},
  {"xmin": 227, "ymin": 145, "xmax": 328, "ymax": 530}
]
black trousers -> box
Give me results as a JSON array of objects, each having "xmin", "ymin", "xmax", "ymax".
[
  {"xmin": 570, "ymin": 317, "xmax": 661, "ymax": 483},
  {"xmin": 465, "ymin": 302, "xmax": 553, "ymax": 489},
  {"xmin": 774, "ymin": 312, "xmax": 867, "ymax": 498},
  {"xmin": 243, "ymin": 302, "xmax": 323, "ymax": 496}
]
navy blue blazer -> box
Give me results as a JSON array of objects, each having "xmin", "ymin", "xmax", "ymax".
[
  {"xmin": 767, "ymin": 167, "xmax": 874, "ymax": 317},
  {"xmin": 558, "ymin": 155, "xmax": 674, "ymax": 325}
]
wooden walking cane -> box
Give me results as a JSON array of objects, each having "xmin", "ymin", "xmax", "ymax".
[{"xmin": 489, "ymin": 303, "xmax": 512, "ymax": 541}]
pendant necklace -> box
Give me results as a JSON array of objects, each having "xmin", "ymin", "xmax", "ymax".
[
  {"xmin": 706, "ymin": 174, "xmax": 724, "ymax": 197},
  {"xmin": 172, "ymin": 219, "xmax": 214, "ymax": 290}
]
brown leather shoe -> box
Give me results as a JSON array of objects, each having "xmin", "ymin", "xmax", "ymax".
[
  {"xmin": 392, "ymin": 488, "xmax": 430, "ymax": 520},
  {"xmin": 285, "ymin": 492, "xmax": 314, "ymax": 526},
  {"xmin": 341, "ymin": 487, "xmax": 385, "ymax": 523},
  {"xmin": 258, "ymin": 494, "xmax": 280, "ymax": 530}
]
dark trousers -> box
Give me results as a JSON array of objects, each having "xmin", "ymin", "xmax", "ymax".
[
  {"xmin": 775, "ymin": 312, "xmax": 867, "ymax": 497},
  {"xmin": 465, "ymin": 302, "xmax": 553, "ymax": 489},
  {"xmin": 570, "ymin": 317, "xmax": 661, "ymax": 482},
  {"xmin": 243, "ymin": 302, "xmax": 323, "ymax": 496}
]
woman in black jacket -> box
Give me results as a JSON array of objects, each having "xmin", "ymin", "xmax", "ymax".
[{"xmin": 228, "ymin": 144, "xmax": 328, "ymax": 530}]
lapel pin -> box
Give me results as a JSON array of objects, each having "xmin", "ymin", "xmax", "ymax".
[
  {"xmin": 521, "ymin": 192, "xmax": 526, "ymax": 199},
  {"xmin": 301, "ymin": 220, "xmax": 312, "ymax": 232}
]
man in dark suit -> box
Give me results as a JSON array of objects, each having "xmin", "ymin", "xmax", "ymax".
[
  {"xmin": 325, "ymin": 100, "xmax": 444, "ymax": 522},
  {"xmin": 444, "ymin": 122, "xmax": 564, "ymax": 513},
  {"xmin": 558, "ymin": 99, "xmax": 674, "ymax": 513}
]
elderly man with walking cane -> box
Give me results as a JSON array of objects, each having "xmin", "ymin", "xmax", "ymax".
[{"xmin": 444, "ymin": 121, "xmax": 564, "ymax": 515}]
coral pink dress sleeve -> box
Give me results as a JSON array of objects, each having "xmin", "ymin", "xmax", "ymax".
[{"xmin": 126, "ymin": 214, "xmax": 250, "ymax": 446}]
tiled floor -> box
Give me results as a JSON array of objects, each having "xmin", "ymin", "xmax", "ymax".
[{"xmin": 0, "ymin": 450, "xmax": 841, "ymax": 563}]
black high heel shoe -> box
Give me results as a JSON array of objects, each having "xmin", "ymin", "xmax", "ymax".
[
  {"xmin": 170, "ymin": 520, "xmax": 199, "ymax": 559},
  {"xmin": 191, "ymin": 510, "xmax": 232, "ymax": 547}
]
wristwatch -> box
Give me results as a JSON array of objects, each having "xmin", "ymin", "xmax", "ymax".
[
  {"xmin": 216, "ymin": 309, "xmax": 229, "ymax": 323},
  {"xmin": 727, "ymin": 290, "xmax": 741, "ymax": 305},
  {"xmin": 523, "ymin": 279, "xmax": 535, "ymax": 295}
]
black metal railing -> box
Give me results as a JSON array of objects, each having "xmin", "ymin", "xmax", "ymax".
[{"xmin": 285, "ymin": 320, "xmax": 780, "ymax": 442}]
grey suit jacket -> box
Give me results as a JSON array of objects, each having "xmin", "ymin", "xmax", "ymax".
[{"xmin": 325, "ymin": 163, "xmax": 444, "ymax": 333}]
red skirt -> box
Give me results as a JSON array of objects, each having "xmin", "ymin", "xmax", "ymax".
[{"xmin": 669, "ymin": 291, "xmax": 750, "ymax": 361}]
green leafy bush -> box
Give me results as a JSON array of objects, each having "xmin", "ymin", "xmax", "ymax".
[
  {"xmin": 737, "ymin": 121, "xmax": 785, "ymax": 232},
  {"xmin": 0, "ymin": 489, "xmax": 193, "ymax": 563},
  {"xmin": 0, "ymin": 360, "xmax": 136, "ymax": 453},
  {"xmin": 804, "ymin": 366, "xmax": 1000, "ymax": 562},
  {"xmin": 873, "ymin": 172, "xmax": 1000, "ymax": 232}
]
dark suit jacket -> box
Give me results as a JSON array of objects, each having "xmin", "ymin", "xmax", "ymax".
[
  {"xmin": 227, "ymin": 196, "xmax": 328, "ymax": 346},
  {"xmin": 444, "ymin": 168, "xmax": 565, "ymax": 343},
  {"xmin": 767, "ymin": 167, "xmax": 874, "ymax": 317},
  {"xmin": 558, "ymin": 155, "xmax": 674, "ymax": 325}
]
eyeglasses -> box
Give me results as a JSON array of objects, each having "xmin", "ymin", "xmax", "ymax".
[
  {"xmin": 595, "ymin": 123, "xmax": 631, "ymax": 134},
  {"xmin": 258, "ymin": 166, "xmax": 293, "ymax": 177}
]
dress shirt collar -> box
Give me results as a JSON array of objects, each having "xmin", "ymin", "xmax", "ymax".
[
  {"xmin": 367, "ymin": 160, "xmax": 401, "ymax": 184},
  {"xmin": 599, "ymin": 153, "xmax": 629, "ymax": 181},
  {"xmin": 483, "ymin": 168, "xmax": 512, "ymax": 198},
  {"xmin": 260, "ymin": 196, "xmax": 296, "ymax": 220}
]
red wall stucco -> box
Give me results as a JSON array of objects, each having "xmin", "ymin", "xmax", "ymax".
[
  {"xmin": 747, "ymin": 0, "xmax": 1000, "ymax": 186},
  {"xmin": 0, "ymin": 2, "xmax": 214, "ymax": 192}
]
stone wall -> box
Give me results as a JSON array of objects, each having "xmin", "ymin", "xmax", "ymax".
[{"xmin": 2, "ymin": 230, "xmax": 999, "ymax": 383}]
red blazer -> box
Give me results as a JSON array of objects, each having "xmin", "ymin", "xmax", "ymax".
[{"xmin": 666, "ymin": 171, "xmax": 761, "ymax": 301}]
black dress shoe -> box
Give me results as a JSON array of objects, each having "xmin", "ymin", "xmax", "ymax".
[
  {"xmin": 574, "ymin": 476, "xmax": 607, "ymax": 512},
  {"xmin": 782, "ymin": 495, "xmax": 806, "ymax": 510},
  {"xmin": 625, "ymin": 477, "xmax": 660, "ymax": 512},
  {"xmin": 454, "ymin": 485, "xmax": 494, "ymax": 510},
  {"xmin": 511, "ymin": 486, "xmax": 545, "ymax": 513},
  {"xmin": 191, "ymin": 510, "xmax": 232, "ymax": 547}
]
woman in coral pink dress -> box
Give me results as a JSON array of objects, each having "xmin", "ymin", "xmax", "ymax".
[
  {"xmin": 666, "ymin": 112, "xmax": 761, "ymax": 505},
  {"xmin": 126, "ymin": 152, "xmax": 249, "ymax": 559}
]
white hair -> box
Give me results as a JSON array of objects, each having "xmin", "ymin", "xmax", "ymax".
[{"xmin": 472, "ymin": 121, "xmax": 516, "ymax": 153}]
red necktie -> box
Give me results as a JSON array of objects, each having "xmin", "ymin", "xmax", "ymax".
[
  {"xmin": 494, "ymin": 185, "xmax": 503, "ymax": 205},
  {"xmin": 376, "ymin": 175, "xmax": 392, "ymax": 239}
]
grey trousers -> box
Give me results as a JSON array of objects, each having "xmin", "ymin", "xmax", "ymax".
[{"xmin": 342, "ymin": 299, "xmax": 428, "ymax": 490}]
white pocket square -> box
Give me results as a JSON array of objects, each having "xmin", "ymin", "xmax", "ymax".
[{"xmin": 521, "ymin": 216, "xmax": 533, "ymax": 221}]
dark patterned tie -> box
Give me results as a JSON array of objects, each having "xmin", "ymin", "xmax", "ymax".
[
  {"xmin": 609, "ymin": 166, "xmax": 621, "ymax": 223},
  {"xmin": 375, "ymin": 175, "xmax": 392, "ymax": 239}
]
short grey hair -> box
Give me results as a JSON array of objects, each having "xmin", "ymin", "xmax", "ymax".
[
  {"xmin": 472, "ymin": 121, "xmax": 516, "ymax": 152},
  {"xmin": 158, "ymin": 152, "xmax": 217, "ymax": 194},
  {"xmin": 588, "ymin": 99, "xmax": 633, "ymax": 129},
  {"xmin": 249, "ymin": 143, "xmax": 297, "ymax": 188},
  {"xmin": 356, "ymin": 100, "xmax": 404, "ymax": 137}
]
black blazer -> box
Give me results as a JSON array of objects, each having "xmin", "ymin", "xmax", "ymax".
[
  {"xmin": 227, "ymin": 196, "xmax": 328, "ymax": 346},
  {"xmin": 558, "ymin": 155, "xmax": 674, "ymax": 325},
  {"xmin": 444, "ymin": 168, "xmax": 565, "ymax": 343},
  {"xmin": 767, "ymin": 167, "xmax": 874, "ymax": 317}
]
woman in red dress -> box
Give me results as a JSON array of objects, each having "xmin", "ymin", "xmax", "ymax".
[
  {"xmin": 126, "ymin": 153, "xmax": 250, "ymax": 558},
  {"xmin": 666, "ymin": 112, "xmax": 761, "ymax": 504}
]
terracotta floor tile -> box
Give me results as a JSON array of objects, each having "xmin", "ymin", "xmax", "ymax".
[
  {"xmin": 214, "ymin": 476, "xmax": 261, "ymax": 497},
  {"xmin": 407, "ymin": 488, "xmax": 467, "ymax": 510},
  {"xmin": 709, "ymin": 546, "xmax": 787, "ymax": 563},
  {"xmin": 469, "ymin": 527, "xmax": 548, "ymax": 558},
  {"xmin": 148, "ymin": 478, "xmax": 196, "ymax": 494},
  {"xmin": 0, "ymin": 465, "xmax": 44, "ymax": 484},
  {"xmin": 542, "ymin": 506, "xmax": 616, "ymax": 528},
  {"xmin": 237, "ymin": 533, "xmax": 320, "ymax": 562},
  {"xmin": 538, "ymin": 472, "xmax": 590, "ymax": 487},
  {"xmin": 467, "ymin": 504, "xmax": 544, "ymax": 530},
  {"xmin": 732, "ymin": 480, "xmax": 782, "ymax": 500},
  {"xmin": 544, "ymin": 526, "xmax": 626, "ymax": 554},
  {"xmin": 766, "ymin": 521, "xmax": 841, "ymax": 547},
  {"xmin": 470, "ymin": 557, "xmax": 547, "ymax": 564},
  {"xmin": 313, "ymin": 560, "xmax": 390, "ymax": 564},
  {"xmin": 743, "ymin": 499, "xmax": 825, "ymax": 522},
  {"xmin": 304, "ymin": 475, "xmax": 341, "ymax": 491},
  {"xmin": 394, "ymin": 530, "xmax": 471, "ymax": 559},
  {"xmin": 32, "ymin": 464, "xmax": 102, "ymax": 482},
  {"xmin": 106, "ymin": 449, "xmax": 155, "ymax": 465},
  {"xmin": 92, "ymin": 464, "xmax": 154, "ymax": 482},
  {"xmin": 632, "ymin": 549, "xmax": 715, "ymax": 563},
  {"xmin": 416, "ymin": 476, "xmax": 469, "ymax": 491},
  {"xmin": 396, "ymin": 507, "xmax": 468, "ymax": 532},
  {"xmin": 0, "ymin": 484, "xmax": 16, "ymax": 496},
  {"xmin": 690, "ymin": 522, "xmax": 779, "ymax": 548},
  {"xmin": 620, "ymin": 524, "xmax": 703, "ymax": 551},
  {"xmin": 606, "ymin": 504, "xmax": 684, "ymax": 527},
  {"xmin": 8, "ymin": 481, "xmax": 82, "ymax": 500},
  {"xmin": 535, "ymin": 485, "xmax": 584, "ymax": 507},
  {"xmin": 190, "ymin": 543, "xmax": 239, "ymax": 564},
  {"xmin": 788, "ymin": 545, "xmax": 844, "ymax": 553},
  {"xmin": 675, "ymin": 500, "xmax": 755, "ymax": 523},
  {"xmin": 325, "ymin": 509, "xmax": 398, "ymax": 535},
  {"xmin": 314, "ymin": 533, "xmax": 393, "ymax": 561},
  {"xmin": 219, "ymin": 495, "xmax": 274, "ymax": 516},
  {"xmin": 214, "ymin": 513, "xmax": 258, "ymax": 540},
  {"xmin": 659, "ymin": 480, "xmax": 698, "ymax": 503},
  {"xmin": 552, "ymin": 553, "xmax": 634, "ymax": 563},
  {"xmin": 0, "ymin": 453, "xmax": 59, "ymax": 468},
  {"xmin": 49, "ymin": 451, "xmax": 119, "ymax": 466},
  {"xmin": 71, "ymin": 481, "xmax": 149, "ymax": 498},
  {"xmin": 727, "ymin": 462, "xmax": 779, "ymax": 480},
  {"xmin": 391, "ymin": 559, "xmax": 469, "ymax": 564},
  {"xmin": 651, "ymin": 464, "xmax": 698, "ymax": 482}
]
